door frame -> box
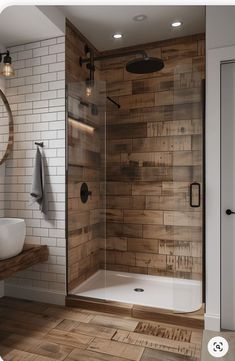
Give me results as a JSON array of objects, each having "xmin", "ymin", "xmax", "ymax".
[{"xmin": 206, "ymin": 44, "xmax": 235, "ymax": 331}]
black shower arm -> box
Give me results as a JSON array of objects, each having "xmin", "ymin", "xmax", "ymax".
[{"xmin": 80, "ymin": 49, "xmax": 148, "ymax": 65}]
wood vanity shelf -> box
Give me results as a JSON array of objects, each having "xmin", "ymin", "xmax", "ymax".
[{"xmin": 0, "ymin": 244, "xmax": 48, "ymax": 281}]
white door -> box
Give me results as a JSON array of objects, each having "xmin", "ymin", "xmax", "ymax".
[{"xmin": 221, "ymin": 62, "xmax": 235, "ymax": 330}]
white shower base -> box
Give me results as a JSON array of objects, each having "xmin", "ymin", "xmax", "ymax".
[{"xmin": 72, "ymin": 270, "xmax": 202, "ymax": 313}]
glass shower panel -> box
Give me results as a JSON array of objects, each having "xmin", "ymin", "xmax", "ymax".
[
  {"xmin": 67, "ymin": 81, "xmax": 106, "ymax": 296},
  {"xmin": 172, "ymin": 69, "xmax": 204, "ymax": 313}
]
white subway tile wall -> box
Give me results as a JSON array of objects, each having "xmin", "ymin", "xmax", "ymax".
[
  {"xmin": 4, "ymin": 36, "xmax": 66, "ymax": 296},
  {"xmin": 0, "ymin": 165, "xmax": 4, "ymax": 218},
  {"xmin": 0, "ymin": 77, "xmax": 6, "ymax": 218}
]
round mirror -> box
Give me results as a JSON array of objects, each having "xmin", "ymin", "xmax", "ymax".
[{"xmin": 0, "ymin": 89, "xmax": 13, "ymax": 165}]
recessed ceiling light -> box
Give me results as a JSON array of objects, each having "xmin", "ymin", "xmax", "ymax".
[
  {"xmin": 133, "ymin": 14, "xmax": 147, "ymax": 22},
  {"xmin": 171, "ymin": 21, "xmax": 182, "ymax": 28},
  {"xmin": 112, "ymin": 33, "xmax": 123, "ymax": 39}
]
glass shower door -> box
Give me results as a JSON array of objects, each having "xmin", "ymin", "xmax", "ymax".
[
  {"xmin": 172, "ymin": 68, "xmax": 204, "ymax": 313},
  {"xmin": 67, "ymin": 81, "xmax": 106, "ymax": 296}
]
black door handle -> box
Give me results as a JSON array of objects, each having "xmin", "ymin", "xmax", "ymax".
[
  {"xmin": 190, "ymin": 182, "xmax": 201, "ymax": 207},
  {"xmin": 226, "ymin": 209, "xmax": 235, "ymax": 215}
]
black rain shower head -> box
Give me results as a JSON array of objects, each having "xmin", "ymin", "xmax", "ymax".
[
  {"xmin": 126, "ymin": 56, "xmax": 164, "ymax": 74},
  {"xmin": 80, "ymin": 47, "xmax": 164, "ymax": 76}
]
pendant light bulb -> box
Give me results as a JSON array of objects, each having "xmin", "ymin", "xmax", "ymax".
[
  {"xmin": 86, "ymin": 86, "xmax": 92, "ymax": 97},
  {"xmin": 0, "ymin": 51, "xmax": 15, "ymax": 78}
]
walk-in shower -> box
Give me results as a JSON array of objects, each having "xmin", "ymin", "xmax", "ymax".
[{"xmin": 66, "ymin": 33, "xmax": 204, "ymax": 315}]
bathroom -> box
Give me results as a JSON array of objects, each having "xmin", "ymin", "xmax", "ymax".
[{"xmin": 0, "ymin": 4, "xmax": 234, "ymax": 361}]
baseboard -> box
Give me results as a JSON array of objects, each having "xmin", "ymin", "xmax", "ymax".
[
  {"xmin": 4, "ymin": 283, "xmax": 65, "ymax": 305},
  {"xmin": 205, "ymin": 313, "xmax": 220, "ymax": 331}
]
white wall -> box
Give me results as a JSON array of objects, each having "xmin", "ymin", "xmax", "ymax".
[
  {"xmin": 2, "ymin": 36, "xmax": 66, "ymax": 305},
  {"xmin": 206, "ymin": 5, "xmax": 235, "ymax": 330},
  {"xmin": 37, "ymin": 6, "xmax": 65, "ymax": 34},
  {"xmin": 206, "ymin": 6, "xmax": 235, "ymax": 50}
]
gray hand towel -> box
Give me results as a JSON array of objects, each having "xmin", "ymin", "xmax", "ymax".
[{"xmin": 30, "ymin": 147, "xmax": 46, "ymax": 214}]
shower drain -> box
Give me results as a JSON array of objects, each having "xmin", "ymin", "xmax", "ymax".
[{"xmin": 134, "ymin": 288, "xmax": 144, "ymax": 292}]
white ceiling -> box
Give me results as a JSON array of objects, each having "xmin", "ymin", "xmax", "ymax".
[
  {"xmin": 0, "ymin": 6, "xmax": 64, "ymax": 47},
  {"xmin": 0, "ymin": 5, "xmax": 205, "ymax": 51},
  {"xmin": 59, "ymin": 5, "xmax": 205, "ymax": 51}
]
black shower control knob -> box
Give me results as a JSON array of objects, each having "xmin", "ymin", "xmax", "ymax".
[
  {"xmin": 80, "ymin": 183, "xmax": 92, "ymax": 203},
  {"xmin": 226, "ymin": 209, "xmax": 235, "ymax": 215}
]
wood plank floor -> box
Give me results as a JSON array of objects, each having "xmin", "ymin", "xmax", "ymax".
[{"xmin": 0, "ymin": 297, "xmax": 203, "ymax": 361}]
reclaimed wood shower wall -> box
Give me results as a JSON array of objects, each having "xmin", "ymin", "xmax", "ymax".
[
  {"xmin": 66, "ymin": 20, "xmax": 105, "ymax": 291},
  {"xmin": 66, "ymin": 19, "xmax": 205, "ymax": 291},
  {"xmin": 100, "ymin": 34, "xmax": 205, "ymax": 280}
]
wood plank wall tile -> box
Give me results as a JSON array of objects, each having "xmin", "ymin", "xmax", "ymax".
[
  {"xmin": 67, "ymin": 29, "xmax": 205, "ymax": 289},
  {"xmin": 103, "ymin": 34, "xmax": 204, "ymax": 280},
  {"xmin": 66, "ymin": 20, "xmax": 106, "ymax": 291}
]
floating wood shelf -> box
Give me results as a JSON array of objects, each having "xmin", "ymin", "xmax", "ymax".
[{"xmin": 0, "ymin": 244, "xmax": 48, "ymax": 281}]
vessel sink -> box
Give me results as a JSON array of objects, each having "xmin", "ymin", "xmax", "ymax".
[{"xmin": 0, "ymin": 218, "xmax": 26, "ymax": 260}]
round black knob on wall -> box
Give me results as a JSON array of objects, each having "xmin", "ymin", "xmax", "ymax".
[
  {"xmin": 80, "ymin": 183, "xmax": 92, "ymax": 203},
  {"xmin": 226, "ymin": 209, "xmax": 235, "ymax": 215}
]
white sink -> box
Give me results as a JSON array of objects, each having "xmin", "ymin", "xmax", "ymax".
[{"xmin": 0, "ymin": 218, "xmax": 26, "ymax": 260}]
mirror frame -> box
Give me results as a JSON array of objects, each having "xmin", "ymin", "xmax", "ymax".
[{"xmin": 0, "ymin": 89, "xmax": 13, "ymax": 165}]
